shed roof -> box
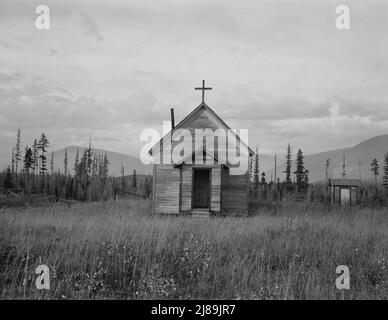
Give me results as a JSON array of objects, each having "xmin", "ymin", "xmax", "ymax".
[
  {"xmin": 149, "ymin": 102, "xmax": 255, "ymax": 157},
  {"xmin": 329, "ymin": 179, "xmax": 361, "ymax": 187}
]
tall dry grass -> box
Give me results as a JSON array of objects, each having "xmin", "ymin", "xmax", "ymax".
[{"xmin": 0, "ymin": 199, "xmax": 387, "ymax": 299}]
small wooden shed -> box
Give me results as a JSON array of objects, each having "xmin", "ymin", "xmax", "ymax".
[
  {"xmin": 329, "ymin": 179, "xmax": 360, "ymax": 206},
  {"xmin": 149, "ymin": 102, "xmax": 254, "ymax": 217}
]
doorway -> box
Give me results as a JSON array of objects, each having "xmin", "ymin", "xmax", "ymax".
[
  {"xmin": 192, "ymin": 169, "xmax": 211, "ymax": 208},
  {"xmin": 340, "ymin": 188, "xmax": 350, "ymax": 206}
]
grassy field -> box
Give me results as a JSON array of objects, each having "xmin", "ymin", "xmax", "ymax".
[{"xmin": 0, "ymin": 199, "xmax": 387, "ymax": 300}]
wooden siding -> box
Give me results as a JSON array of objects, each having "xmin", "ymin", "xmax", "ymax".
[
  {"xmin": 211, "ymin": 167, "xmax": 221, "ymax": 212},
  {"xmin": 154, "ymin": 162, "xmax": 249, "ymax": 215},
  {"xmin": 152, "ymin": 164, "xmax": 156, "ymax": 212},
  {"xmin": 351, "ymin": 187, "xmax": 357, "ymax": 204},
  {"xmin": 153, "ymin": 164, "xmax": 180, "ymax": 214},
  {"xmin": 181, "ymin": 166, "xmax": 192, "ymax": 211},
  {"xmin": 221, "ymin": 166, "xmax": 249, "ymax": 213}
]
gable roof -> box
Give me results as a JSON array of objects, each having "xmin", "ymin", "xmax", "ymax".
[{"xmin": 149, "ymin": 102, "xmax": 254, "ymax": 156}]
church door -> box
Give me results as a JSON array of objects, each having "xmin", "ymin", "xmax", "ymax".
[{"xmin": 192, "ymin": 169, "xmax": 211, "ymax": 208}]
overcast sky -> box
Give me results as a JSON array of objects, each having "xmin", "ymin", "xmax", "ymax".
[{"xmin": 0, "ymin": 0, "xmax": 387, "ymax": 162}]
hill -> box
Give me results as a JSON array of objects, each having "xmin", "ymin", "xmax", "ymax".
[{"xmin": 265, "ymin": 135, "xmax": 388, "ymax": 183}]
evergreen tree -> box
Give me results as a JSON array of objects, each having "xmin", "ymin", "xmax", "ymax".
[
  {"xmin": 77, "ymin": 148, "xmax": 88, "ymax": 178},
  {"xmin": 3, "ymin": 166, "xmax": 14, "ymax": 190},
  {"xmin": 40, "ymin": 153, "xmax": 47, "ymax": 177},
  {"xmin": 50, "ymin": 151, "xmax": 55, "ymax": 175},
  {"xmin": 284, "ymin": 143, "xmax": 292, "ymax": 184},
  {"xmin": 294, "ymin": 149, "xmax": 307, "ymax": 192},
  {"xmin": 24, "ymin": 147, "xmax": 33, "ymax": 174},
  {"xmin": 92, "ymin": 154, "xmax": 98, "ymax": 177},
  {"xmin": 342, "ymin": 152, "xmax": 346, "ymax": 178},
  {"xmin": 23, "ymin": 147, "xmax": 33, "ymax": 192},
  {"xmin": 74, "ymin": 148, "xmax": 79, "ymax": 176},
  {"xmin": 14, "ymin": 127, "xmax": 21, "ymax": 175},
  {"xmin": 38, "ymin": 133, "xmax": 49, "ymax": 176},
  {"xmin": 249, "ymin": 156, "xmax": 253, "ymax": 181},
  {"xmin": 371, "ymin": 158, "xmax": 379, "ymax": 186},
  {"xmin": 253, "ymin": 145, "xmax": 259, "ymax": 189},
  {"xmin": 98, "ymin": 155, "xmax": 102, "ymax": 177},
  {"xmin": 132, "ymin": 169, "xmax": 137, "ymax": 192},
  {"xmin": 64, "ymin": 148, "xmax": 68, "ymax": 176},
  {"xmin": 11, "ymin": 147, "xmax": 15, "ymax": 174},
  {"xmin": 101, "ymin": 154, "xmax": 109, "ymax": 181},
  {"xmin": 85, "ymin": 143, "xmax": 93, "ymax": 177},
  {"xmin": 76, "ymin": 148, "xmax": 93, "ymax": 200},
  {"xmin": 32, "ymin": 139, "xmax": 39, "ymax": 174},
  {"xmin": 77, "ymin": 147, "xmax": 93, "ymax": 178},
  {"xmin": 382, "ymin": 153, "xmax": 388, "ymax": 189},
  {"xmin": 261, "ymin": 172, "xmax": 266, "ymax": 184}
]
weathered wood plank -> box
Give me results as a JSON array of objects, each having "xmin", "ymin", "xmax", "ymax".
[
  {"xmin": 181, "ymin": 166, "xmax": 192, "ymax": 211},
  {"xmin": 221, "ymin": 167, "xmax": 248, "ymax": 213},
  {"xmin": 211, "ymin": 167, "xmax": 221, "ymax": 212},
  {"xmin": 154, "ymin": 165, "xmax": 180, "ymax": 214}
]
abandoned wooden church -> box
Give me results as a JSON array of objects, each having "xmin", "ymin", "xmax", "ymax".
[{"xmin": 149, "ymin": 81, "xmax": 254, "ymax": 217}]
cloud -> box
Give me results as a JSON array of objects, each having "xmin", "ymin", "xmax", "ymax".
[
  {"xmin": 0, "ymin": 0, "xmax": 387, "ymax": 157},
  {"xmin": 220, "ymin": 95, "xmax": 331, "ymax": 121},
  {"xmin": 48, "ymin": 49, "xmax": 58, "ymax": 56},
  {"xmin": 0, "ymin": 71, "xmax": 174, "ymax": 156},
  {"xmin": 330, "ymin": 96, "xmax": 388, "ymax": 121},
  {"xmin": 1, "ymin": 68, "xmax": 387, "ymax": 158},
  {"xmin": 80, "ymin": 13, "xmax": 104, "ymax": 41},
  {"xmin": 0, "ymin": 72, "xmax": 162, "ymax": 131}
]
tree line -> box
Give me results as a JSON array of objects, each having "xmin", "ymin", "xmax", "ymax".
[
  {"xmin": 250, "ymin": 144, "xmax": 309, "ymax": 193},
  {"xmin": 249, "ymin": 143, "xmax": 388, "ymax": 206},
  {"xmin": 1, "ymin": 128, "xmax": 152, "ymax": 202},
  {"xmin": 370, "ymin": 156, "xmax": 388, "ymax": 188},
  {"xmin": 251, "ymin": 144, "xmax": 388, "ymax": 189}
]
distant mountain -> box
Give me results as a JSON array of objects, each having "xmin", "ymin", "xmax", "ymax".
[
  {"xmin": 53, "ymin": 146, "xmax": 152, "ymax": 176},
  {"xmin": 265, "ymin": 135, "xmax": 388, "ymax": 183}
]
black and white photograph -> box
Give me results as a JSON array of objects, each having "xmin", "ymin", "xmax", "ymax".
[{"xmin": 0, "ymin": 0, "xmax": 387, "ymax": 310}]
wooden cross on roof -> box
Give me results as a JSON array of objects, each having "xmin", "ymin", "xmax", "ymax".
[{"xmin": 195, "ymin": 80, "xmax": 212, "ymax": 103}]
